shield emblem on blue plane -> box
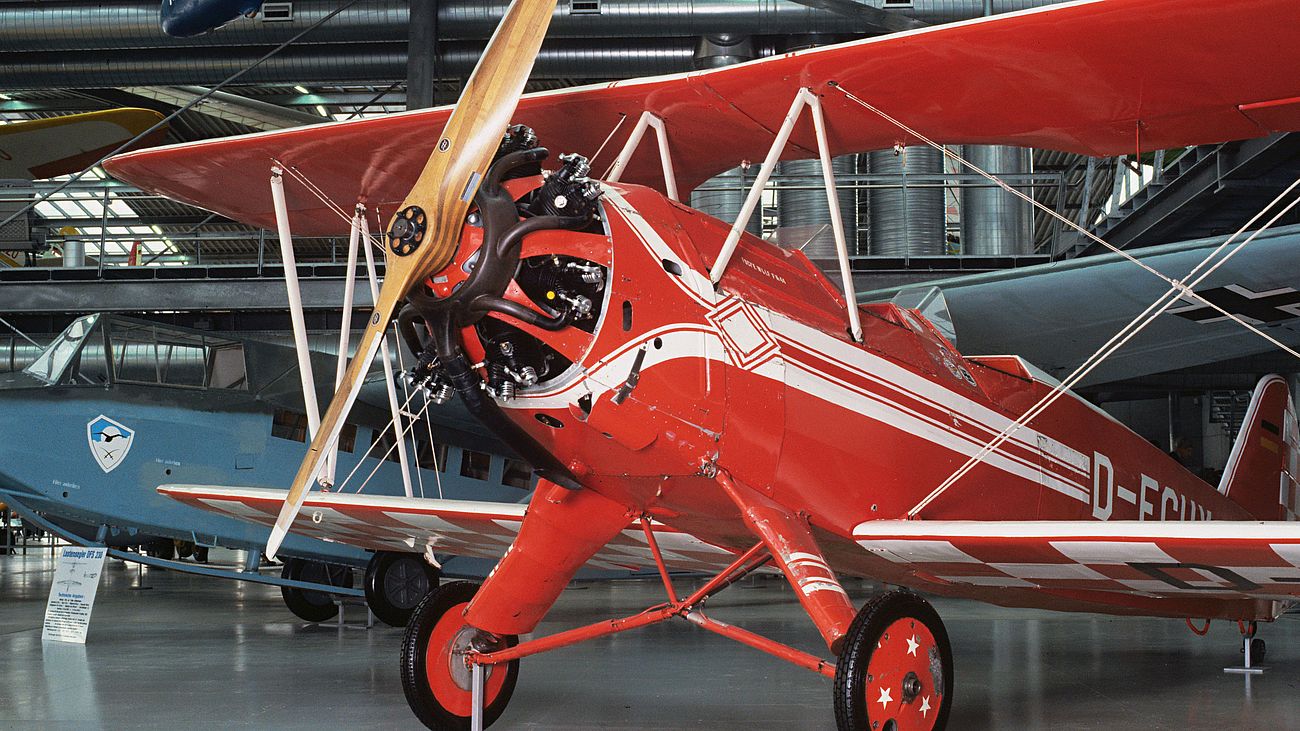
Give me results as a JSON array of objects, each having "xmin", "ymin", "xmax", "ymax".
[{"xmin": 86, "ymin": 415, "xmax": 134, "ymax": 474}]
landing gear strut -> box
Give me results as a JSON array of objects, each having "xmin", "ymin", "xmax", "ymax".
[
  {"xmin": 1225, "ymin": 619, "xmax": 1267, "ymax": 675},
  {"xmin": 834, "ymin": 591, "xmax": 953, "ymax": 731}
]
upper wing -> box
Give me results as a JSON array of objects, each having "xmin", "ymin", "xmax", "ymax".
[
  {"xmin": 864, "ymin": 225, "xmax": 1300, "ymax": 386},
  {"xmin": 105, "ymin": 0, "xmax": 1300, "ymax": 235},
  {"xmin": 158, "ymin": 484, "xmax": 742, "ymax": 573},
  {"xmin": 0, "ymin": 108, "xmax": 167, "ymax": 180},
  {"xmin": 855, "ymin": 520, "xmax": 1300, "ymax": 602}
]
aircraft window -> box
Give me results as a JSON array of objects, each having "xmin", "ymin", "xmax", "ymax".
[
  {"xmin": 106, "ymin": 321, "xmax": 247, "ymax": 390},
  {"xmin": 371, "ymin": 428, "xmax": 406, "ymax": 463},
  {"xmin": 502, "ymin": 458, "xmax": 534, "ymax": 489},
  {"xmin": 207, "ymin": 345, "xmax": 247, "ymax": 389},
  {"xmin": 412, "ymin": 435, "xmax": 448, "ymax": 472},
  {"xmin": 272, "ymin": 409, "xmax": 355, "ymax": 451},
  {"xmin": 23, "ymin": 315, "xmax": 98, "ymax": 385},
  {"xmin": 272, "ymin": 409, "xmax": 308, "ymax": 442},
  {"xmin": 460, "ymin": 450, "xmax": 491, "ymax": 481}
]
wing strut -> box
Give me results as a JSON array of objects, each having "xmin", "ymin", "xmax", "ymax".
[
  {"xmin": 708, "ymin": 88, "xmax": 862, "ymax": 342},
  {"xmin": 606, "ymin": 111, "xmax": 680, "ymax": 202},
  {"xmin": 270, "ymin": 167, "xmax": 323, "ymax": 444}
]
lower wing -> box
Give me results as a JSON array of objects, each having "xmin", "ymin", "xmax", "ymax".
[{"xmin": 159, "ymin": 484, "xmax": 741, "ymax": 574}]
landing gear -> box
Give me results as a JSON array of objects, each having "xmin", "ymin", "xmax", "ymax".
[
  {"xmin": 834, "ymin": 591, "xmax": 953, "ymax": 731},
  {"xmin": 1225, "ymin": 620, "xmax": 1267, "ymax": 674},
  {"xmin": 280, "ymin": 558, "xmax": 354, "ymax": 622},
  {"xmin": 366, "ymin": 551, "xmax": 441, "ymax": 628},
  {"xmin": 400, "ymin": 581, "xmax": 519, "ymax": 730},
  {"xmin": 144, "ymin": 538, "xmax": 174, "ymax": 560}
]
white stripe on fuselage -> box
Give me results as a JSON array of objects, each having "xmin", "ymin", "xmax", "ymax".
[{"xmin": 507, "ymin": 189, "xmax": 1090, "ymax": 504}]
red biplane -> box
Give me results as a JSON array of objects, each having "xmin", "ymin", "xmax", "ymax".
[{"xmin": 106, "ymin": 0, "xmax": 1300, "ymax": 728}]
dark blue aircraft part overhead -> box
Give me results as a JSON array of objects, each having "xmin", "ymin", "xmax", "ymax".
[{"xmin": 160, "ymin": 0, "xmax": 264, "ymax": 37}]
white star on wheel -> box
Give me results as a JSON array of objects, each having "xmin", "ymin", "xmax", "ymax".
[
  {"xmin": 906, "ymin": 635, "xmax": 919, "ymax": 656},
  {"xmin": 920, "ymin": 696, "xmax": 931, "ymax": 717},
  {"xmin": 876, "ymin": 686, "xmax": 893, "ymax": 709}
]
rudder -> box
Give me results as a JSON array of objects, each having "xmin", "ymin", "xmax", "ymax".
[{"xmin": 1219, "ymin": 374, "xmax": 1300, "ymax": 520}]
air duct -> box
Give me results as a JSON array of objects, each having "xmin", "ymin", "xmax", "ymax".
[
  {"xmin": 866, "ymin": 147, "xmax": 946, "ymax": 256},
  {"xmin": 960, "ymin": 145, "xmax": 1032, "ymax": 255},
  {"xmin": 0, "ymin": 0, "xmax": 1067, "ymax": 52},
  {"xmin": 0, "ymin": 41, "xmax": 696, "ymax": 88}
]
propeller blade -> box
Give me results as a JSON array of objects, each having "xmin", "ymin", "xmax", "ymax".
[{"xmin": 266, "ymin": 0, "xmax": 559, "ymax": 559}]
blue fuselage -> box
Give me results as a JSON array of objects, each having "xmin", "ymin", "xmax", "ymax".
[{"xmin": 0, "ymin": 383, "xmax": 525, "ymax": 566}]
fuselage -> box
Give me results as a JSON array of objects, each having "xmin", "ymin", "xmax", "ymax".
[
  {"xmin": 0, "ymin": 333, "xmax": 528, "ymax": 567},
  {"xmin": 461, "ymin": 179, "xmax": 1256, "ymax": 618}
]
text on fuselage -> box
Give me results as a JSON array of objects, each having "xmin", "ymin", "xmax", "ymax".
[{"xmin": 1091, "ymin": 452, "xmax": 1212, "ymax": 521}]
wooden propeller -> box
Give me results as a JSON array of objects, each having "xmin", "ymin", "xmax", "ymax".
[{"xmin": 266, "ymin": 0, "xmax": 559, "ymax": 559}]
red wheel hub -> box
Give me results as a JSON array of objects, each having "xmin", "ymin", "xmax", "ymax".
[
  {"xmin": 423, "ymin": 600, "xmax": 509, "ymax": 716},
  {"xmin": 864, "ymin": 617, "xmax": 942, "ymax": 730}
]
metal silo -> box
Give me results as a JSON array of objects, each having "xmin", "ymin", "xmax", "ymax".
[
  {"xmin": 776, "ymin": 156, "xmax": 857, "ymax": 258},
  {"xmin": 866, "ymin": 146, "xmax": 946, "ymax": 256},
  {"xmin": 960, "ymin": 145, "xmax": 1032, "ymax": 255}
]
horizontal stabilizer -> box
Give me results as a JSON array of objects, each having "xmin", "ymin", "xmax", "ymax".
[{"xmin": 855, "ymin": 519, "xmax": 1300, "ymax": 601}]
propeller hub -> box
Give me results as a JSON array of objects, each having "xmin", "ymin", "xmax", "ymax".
[{"xmin": 387, "ymin": 205, "xmax": 428, "ymax": 256}]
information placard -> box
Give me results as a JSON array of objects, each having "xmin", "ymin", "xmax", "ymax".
[{"xmin": 42, "ymin": 546, "xmax": 107, "ymax": 644}]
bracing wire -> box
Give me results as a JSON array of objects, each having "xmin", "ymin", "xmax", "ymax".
[{"xmin": 827, "ymin": 81, "xmax": 1300, "ymax": 516}]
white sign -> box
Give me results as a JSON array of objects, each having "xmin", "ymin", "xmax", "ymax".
[
  {"xmin": 42, "ymin": 546, "xmax": 107, "ymax": 644},
  {"xmin": 86, "ymin": 415, "xmax": 134, "ymax": 474}
]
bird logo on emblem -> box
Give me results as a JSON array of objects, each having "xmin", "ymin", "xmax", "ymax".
[{"xmin": 86, "ymin": 415, "xmax": 134, "ymax": 474}]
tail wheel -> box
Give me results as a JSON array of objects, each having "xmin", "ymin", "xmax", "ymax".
[
  {"xmin": 280, "ymin": 558, "xmax": 353, "ymax": 622},
  {"xmin": 366, "ymin": 551, "xmax": 442, "ymax": 628},
  {"xmin": 834, "ymin": 591, "xmax": 953, "ymax": 731},
  {"xmin": 400, "ymin": 581, "xmax": 518, "ymax": 731}
]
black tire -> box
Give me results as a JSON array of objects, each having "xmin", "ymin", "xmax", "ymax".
[
  {"xmin": 175, "ymin": 540, "xmax": 195, "ymax": 560},
  {"xmin": 834, "ymin": 591, "xmax": 953, "ymax": 731},
  {"xmin": 366, "ymin": 552, "xmax": 442, "ymax": 628},
  {"xmin": 400, "ymin": 581, "xmax": 519, "ymax": 730},
  {"xmin": 193, "ymin": 545, "xmax": 210, "ymax": 564},
  {"xmin": 145, "ymin": 539, "xmax": 175, "ymax": 561},
  {"xmin": 280, "ymin": 558, "xmax": 353, "ymax": 623}
]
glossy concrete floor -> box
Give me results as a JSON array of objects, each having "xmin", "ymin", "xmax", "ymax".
[{"xmin": 3, "ymin": 547, "xmax": 1299, "ymax": 730}]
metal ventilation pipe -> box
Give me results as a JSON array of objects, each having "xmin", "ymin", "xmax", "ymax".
[
  {"xmin": 866, "ymin": 147, "xmax": 946, "ymax": 256},
  {"xmin": 0, "ymin": 41, "xmax": 696, "ymax": 88},
  {"xmin": 777, "ymin": 157, "xmax": 857, "ymax": 258},
  {"xmin": 0, "ymin": 0, "xmax": 864, "ymax": 52},
  {"xmin": 960, "ymin": 145, "xmax": 1032, "ymax": 255},
  {"xmin": 0, "ymin": 0, "xmax": 1069, "ymax": 52},
  {"xmin": 689, "ymin": 35, "xmax": 761, "ymax": 237},
  {"xmin": 62, "ymin": 240, "xmax": 86, "ymax": 268}
]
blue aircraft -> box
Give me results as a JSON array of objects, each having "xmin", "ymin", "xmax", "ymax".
[
  {"xmin": 160, "ymin": 0, "xmax": 263, "ymax": 37},
  {"xmin": 0, "ymin": 313, "xmax": 531, "ymax": 626}
]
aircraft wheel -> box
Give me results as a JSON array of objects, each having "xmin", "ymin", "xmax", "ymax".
[
  {"xmin": 400, "ymin": 581, "xmax": 518, "ymax": 730},
  {"xmin": 145, "ymin": 539, "xmax": 174, "ymax": 560},
  {"xmin": 280, "ymin": 558, "xmax": 353, "ymax": 622},
  {"xmin": 366, "ymin": 551, "xmax": 441, "ymax": 628},
  {"xmin": 174, "ymin": 540, "xmax": 195, "ymax": 559},
  {"xmin": 834, "ymin": 590, "xmax": 952, "ymax": 731},
  {"xmin": 1250, "ymin": 638, "xmax": 1267, "ymax": 663},
  {"xmin": 192, "ymin": 545, "xmax": 210, "ymax": 564}
]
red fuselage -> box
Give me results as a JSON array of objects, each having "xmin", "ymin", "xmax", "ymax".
[{"xmin": 462, "ymin": 180, "xmax": 1260, "ymax": 620}]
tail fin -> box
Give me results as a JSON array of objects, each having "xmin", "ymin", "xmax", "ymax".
[{"xmin": 1218, "ymin": 374, "xmax": 1300, "ymax": 520}]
